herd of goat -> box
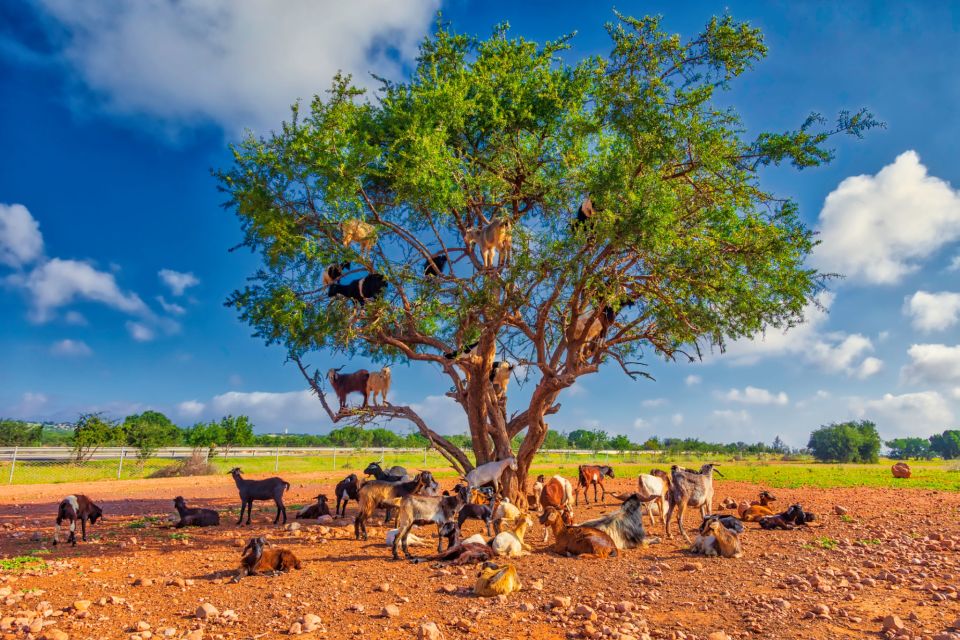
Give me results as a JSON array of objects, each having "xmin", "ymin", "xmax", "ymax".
[{"xmin": 50, "ymin": 457, "xmax": 817, "ymax": 589}]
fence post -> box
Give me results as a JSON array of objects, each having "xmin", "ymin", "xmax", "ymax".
[
  {"xmin": 381, "ymin": 448, "xmax": 385, "ymax": 464},
  {"xmin": 117, "ymin": 447, "xmax": 125, "ymax": 479},
  {"xmin": 424, "ymin": 447, "xmax": 427, "ymax": 466},
  {"xmin": 333, "ymin": 448, "xmax": 337, "ymax": 470},
  {"xmin": 8, "ymin": 446, "xmax": 17, "ymax": 484},
  {"xmin": 275, "ymin": 445, "xmax": 280, "ymax": 472}
]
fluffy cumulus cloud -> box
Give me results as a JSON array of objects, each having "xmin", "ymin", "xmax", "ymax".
[
  {"xmin": 722, "ymin": 386, "xmax": 789, "ymax": 406},
  {"xmin": 812, "ymin": 151, "xmax": 960, "ymax": 284},
  {"xmin": 904, "ymin": 291, "xmax": 960, "ymax": 332},
  {"xmin": 721, "ymin": 293, "xmax": 882, "ymax": 378},
  {"xmin": 50, "ymin": 338, "xmax": 92, "ymax": 357},
  {"xmin": 0, "ymin": 203, "xmax": 44, "ymax": 267},
  {"xmin": 208, "ymin": 389, "xmax": 330, "ymax": 427},
  {"xmin": 177, "ymin": 400, "xmax": 205, "ymax": 418},
  {"xmin": 34, "ymin": 0, "xmax": 439, "ymax": 133},
  {"xmin": 850, "ymin": 391, "xmax": 953, "ymax": 437},
  {"xmin": 409, "ymin": 395, "xmax": 469, "ymax": 435},
  {"xmin": 126, "ymin": 321, "xmax": 156, "ymax": 342},
  {"xmin": 902, "ymin": 344, "xmax": 960, "ymax": 384},
  {"xmin": 710, "ymin": 409, "xmax": 751, "ymax": 426},
  {"xmin": 14, "ymin": 257, "xmax": 148, "ymax": 322},
  {"xmin": 158, "ymin": 269, "xmax": 199, "ymax": 296},
  {"xmin": 684, "ymin": 375, "xmax": 701, "ymax": 386}
]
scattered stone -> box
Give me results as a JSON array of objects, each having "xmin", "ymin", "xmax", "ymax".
[
  {"xmin": 891, "ymin": 462, "xmax": 911, "ymax": 478},
  {"xmin": 31, "ymin": 532, "xmax": 42, "ymax": 542},
  {"xmin": 529, "ymin": 579, "xmax": 544, "ymax": 591},
  {"xmin": 301, "ymin": 614, "xmax": 322, "ymax": 632},
  {"xmin": 347, "ymin": 604, "xmax": 364, "ymax": 613},
  {"xmin": 381, "ymin": 605, "xmax": 400, "ymax": 618},
  {"xmin": 288, "ymin": 621, "xmax": 302, "ymax": 635},
  {"xmin": 132, "ymin": 578, "xmax": 154, "ymax": 587},
  {"xmin": 812, "ymin": 604, "xmax": 830, "ymax": 616},
  {"xmin": 184, "ymin": 631, "xmax": 202, "ymax": 640},
  {"xmin": 418, "ymin": 622, "xmax": 443, "ymax": 640},
  {"xmin": 882, "ymin": 616, "xmax": 905, "ymax": 633},
  {"xmin": 834, "ymin": 506, "xmax": 848, "ymax": 516},
  {"xmin": 41, "ymin": 631, "xmax": 69, "ymax": 640},
  {"xmin": 550, "ymin": 596, "xmax": 571, "ymax": 609},
  {"xmin": 375, "ymin": 583, "xmax": 391, "ymax": 593},
  {"xmin": 286, "ymin": 522, "xmax": 301, "ymax": 532},
  {"xmin": 681, "ymin": 562, "xmax": 703, "ymax": 572},
  {"xmin": 707, "ymin": 633, "xmax": 729, "ymax": 640},
  {"xmin": 135, "ymin": 621, "xmax": 150, "ymax": 632},
  {"xmin": 196, "ymin": 603, "xmax": 219, "ymax": 620},
  {"xmin": 72, "ymin": 600, "xmax": 91, "ymax": 612}
]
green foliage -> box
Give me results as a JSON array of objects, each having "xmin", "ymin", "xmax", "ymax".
[
  {"xmin": 885, "ymin": 437, "xmax": 933, "ymax": 460},
  {"xmin": 808, "ymin": 421, "xmax": 881, "ymax": 463},
  {"xmin": 71, "ymin": 413, "xmax": 121, "ymax": 463},
  {"xmin": 0, "ymin": 419, "xmax": 42, "ymax": 446},
  {"xmin": 0, "ymin": 556, "xmax": 46, "ymax": 572},
  {"xmin": 217, "ymin": 13, "xmax": 876, "ymax": 475},
  {"xmin": 183, "ymin": 421, "xmax": 225, "ymax": 454},
  {"xmin": 929, "ymin": 430, "xmax": 960, "ymax": 459},
  {"xmin": 219, "ymin": 415, "xmax": 255, "ymax": 453},
  {"xmin": 122, "ymin": 411, "xmax": 180, "ymax": 463}
]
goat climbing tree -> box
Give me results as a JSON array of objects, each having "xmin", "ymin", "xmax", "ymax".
[{"xmin": 219, "ymin": 14, "xmax": 878, "ymax": 495}]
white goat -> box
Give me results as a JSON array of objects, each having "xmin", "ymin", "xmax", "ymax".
[
  {"xmin": 465, "ymin": 457, "xmax": 518, "ymax": 497},
  {"xmin": 637, "ymin": 471, "xmax": 670, "ymax": 529},
  {"xmin": 490, "ymin": 514, "xmax": 533, "ymax": 558},
  {"xmin": 465, "ymin": 219, "xmax": 511, "ymax": 268},
  {"xmin": 366, "ymin": 366, "xmax": 391, "ymax": 406}
]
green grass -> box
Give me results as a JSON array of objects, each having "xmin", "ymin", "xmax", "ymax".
[
  {"xmin": 2, "ymin": 451, "xmax": 959, "ymax": 491},
  {"xmin": 169, "ymin": 532, "xmax": 190, "ymax": 541},
  {"xmin": 125, "ymin": 516, "xmax": 161, "ymax": 529},
  {"xmin": 0, "ymin": 556, "xmax": 47, "ymax": 572}
]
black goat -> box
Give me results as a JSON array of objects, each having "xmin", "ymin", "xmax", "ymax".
[
  {"xmin": 444, "ymin": 341, "xmax": 479, "ymax": 360},
  {"xmin": 457, "ymin": 502, "xmax": 495, "ymax": 537},
  {"xmin": 335, "ymin": 473, "xmax": 360, "ymax": 517},
  {"xmin": 296, "ymin": 494, "xmax": 331, "ymax": 519},
  {"xmin": 758, "ymin": 514, "xmax": 795, "ymax": 530},
  {"xmin": 781, "ymin": 503, "xmax": 816, "ymax": 526},
  {"xmin": 363, "ymin": 461, "xmax": 405, "ymax": 482},
  {"xmin": 572, "ymin": 197, "xmax": 595, "ymax": 227},
  {"xmin": 327, "ymin": 273, "xmax": 387, "ymax": 305},
  {"xmin": 699, "ymin": 513, "xmax": 744, "ymax": 535},
  {"xmin": 173, "ymin": 496, "xmax": 220, "ymax": 528},
  {"xmin": 54, "ymin": 494, "xmax": 103, "ymax": 546},
  {"xmin": 423, "ymin": 254, "xmax": 449, "ymax": 277},
  {"xmin": 229, "ymin": 468, "xmax": 290, "ymax": 525},
  {"xmin": 322, "ymin": 261, "xmax": 351, "ymax": 285}
]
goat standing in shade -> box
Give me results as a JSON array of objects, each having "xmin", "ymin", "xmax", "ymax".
[
  {"xmin": 229, "ymin": 468, "xmax": 290, "ymax": 525},
  {"xmin": 464, "ymin": 457, "xmax": 518, "ymax": 499},
  {"xmin": 664, "ymin": 464, "xmax": 722, "ymax": 542},
  {"xmin": 334, "ymin": 473, "xmax": 360, "ymax": 517}
]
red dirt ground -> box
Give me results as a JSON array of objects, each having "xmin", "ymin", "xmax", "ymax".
[{"xmin": 1, "ymin": 471, "xmax": 959, "ymax": 640}]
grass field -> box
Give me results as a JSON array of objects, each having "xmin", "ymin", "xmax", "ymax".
[{"xmin": 1, "ymin": 449, "xmax": 958, "ymax": 490}]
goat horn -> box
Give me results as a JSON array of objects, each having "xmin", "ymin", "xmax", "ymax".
[{"xmin": 712, "ymin": 467, "xmax": 725, "ymax": 477}]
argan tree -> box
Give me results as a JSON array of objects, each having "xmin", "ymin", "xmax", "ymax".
[{"xmin": 220, "ymin": 14, "xmax": 877, "ymax": 495}]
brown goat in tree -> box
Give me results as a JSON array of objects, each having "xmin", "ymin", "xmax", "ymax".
[{"xmin": 327, "ymin": 367, "xmax": 370, "ymax": 410}]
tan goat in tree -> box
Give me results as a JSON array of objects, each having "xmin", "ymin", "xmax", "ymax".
[
  {"xmin": 465, "ymin": 218, "xmax": 511, "ymax": 268},
  {"xmin": 366, "ymin": 366, "xmax": 391, "ymax": 406},
  {"xmin": 340, "ymin": 219, "xmax": 376, "ymax": 256}
]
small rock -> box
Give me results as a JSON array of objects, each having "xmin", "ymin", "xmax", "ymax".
[
  {"xmin": 72, "ymin": 600, "xmax": 92, "ymax": 612},
  {"xmin": 301, "ymin": 614, "xmax": 322, "ymax": 632},
  {"xmin": 288, "ymin": 621, "xmax": 302, "ymax": 635},
  {"xmin": 42, "ymin": 631, "xmax": 69, "ymax": 640},
  {"xmin": 833, "ymin": 505, "xmax": 848, "ymax": 516},
  {"xmin": 135, "ymin": 621, "xmax": 150, "ymax": 631},
  {"xmin": 812, "ymin": 604, "xmax": 830, "ymax": 616},
  {"xmin": 184, "ymin": 631, "xmax": 202, "ymax": 640},
  {"xmin": 132, "ymin": 578, "xmax": 153, "ymax": 587},
  {"xmin": 882, "ymin": 615, "xmax": 905, "ymax": 632},
  {"xmin": 529, "ymin": 579, "xmax": 543, "ymax": 591},
  {"xmin": 707, "ymin": 633, "xmax": 729, "ymax": 640},
  {"xmin": 286, "ymin": 522, "xmax": 301, "ymax": 532},
  {"xmin": 382, "ymin": 605, "xmax": 400, "ymax": 618},
  {"xmin": 418, "ymin": 621, "xmax": 443, "ymax": 640},
  {"xmin": 375, "ymin": 583, "xmax": 391, "ymax": 593},
  {"xmin": 550, "ymin": 596, "xmax": 571, "ymax": 609},
  {"xmin": 30, "ymin": 532, "xmax": 42, "ymax": 542},
  {"xmin": 681, "ymin": 562, "xmax": 703, "ymax": 572},
  {"xmin": 196, "ymin": 603, "xmax": 219, "ymax": 620}
]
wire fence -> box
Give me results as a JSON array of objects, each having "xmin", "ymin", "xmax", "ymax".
[{"xmin": 0, "ymin": 446, "xmax": 676, "ymax": 485}]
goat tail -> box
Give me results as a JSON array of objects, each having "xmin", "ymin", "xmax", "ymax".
[{"xmin": 283, "ymin": 481, "xmax": 291, "ymax": 492}]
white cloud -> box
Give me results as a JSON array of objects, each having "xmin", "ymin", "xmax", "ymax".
[
  {"xmin": 850, "ymin": 391, "xmax": 953, "ymax": 437},
  {"xmin": 177, "ymin": 400, "xmax": 205, "ymax": 418},
  {"xmin": 641, "ymin": 398, "xmax": 667, "ymax": 408},
  {"xmin": 0, "ymin": 203, "xmax": 44, "ymax": 267},
  {"xmin": 409, "ymin": 395, "xmax": 469, "ymax": 435},
  {"xmin": 35, "ymin": 0, "xmax": 439, "ymax": 133},
  {"xmin": 50, "ymin": 339, "xmax": 92, "ymax": 357},
  {"xmin": 711, "ymin": 409, "xmax": 751, "ymax": 426},
  {"xmin": 156, "ymin": 295, "xmax": 186, "ymax": 315},
  {"xmin": 11, "ymin": 257, "xmax": 149, "ymax": 322},
  {"xmin": 949, "ymin": 254, "xmax": 960, "ymax": 271},
  {"xmin": 64, "ymin": 310, "xmax": 88, "ymax": 326},
  {"xmin": 902, "ymin": 343, "xmax": 960, "ymax": 384},
  {"xmin": 952, "ymin": 387, "xmax": 960, "ymax": 400},
  {"xmin": 722, "ymin": 386, "xmax": 788, "ymax": 406},
  {"xmin": 210, "ymin": 389, "xmax": 329, "ymax": 425},
  {"xmin": 158, "ymin": 269, "xmax": 199, "ymax": 296},
  {"xmin": 126, "ymin": 321, "xmax": 155, "ymax": 342},
  {"xmin": 722, "ymin": 292, "xmax": 881, "ymax": 378},
  {"xmin": 9, "ymin": 392, "xmax": 49, "ymax": 417},
  {"xmin": 904, "ymin": 291, "xmax": 960, "ymax": 332},
  {"xmin": 633, "ymin": 418, "xmax": 650, "ymax": 429},
  {"xmin": 671, "ymin": 413, "xmax": 684, "ymax": 426},
  {"xmin": 684, "ymin": 375, "xmax": 701, "ymax": 386},
  {"xmin": 812, "ymin": 151, "xmax": 960, "ymax": 284}
]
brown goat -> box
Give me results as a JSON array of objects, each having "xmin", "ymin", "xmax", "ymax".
[
  {"xmin": 706, "ymin": 519, "xmax": 743, "ymax": 558},
  {"xmin": 236, "ymin": 537, "xmax": 301, "ymax": 580},
  {"xmin": 741, "ymin": 491, "xmax": 778, "ymax": 522},
  {"xmin": 540, "ymin": 507, "xmax": 618, "ymax": 559},
  {"xmin": 354, "ymin": 473, "xmax": 430, "ymax": 540},
  {"xmin": 54, "ymin": 494, "xmax": 103, "ymax": 546},
  {"xmin": 327, "ymin": 367, "xmax": 370, "ymax": 410},
  {"xmin": 539, "ymin": 475, "xmax": 574, "ymax": 541}
]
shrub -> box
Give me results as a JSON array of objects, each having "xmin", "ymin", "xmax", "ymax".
[
  {"xmin": 807, "ymin": 421, "xmax": 880, "ymax": 463},
  {"xmin": 148, "ymin": 452, "xmax": 218, "ymax": 478}
]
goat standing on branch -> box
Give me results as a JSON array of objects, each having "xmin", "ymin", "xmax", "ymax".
[{"xmin": 220, "ymin": 14, "xmax": 880, "ymax": 496}]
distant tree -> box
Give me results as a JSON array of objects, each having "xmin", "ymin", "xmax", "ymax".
[
  {"xmin": 609, "ymin": 434, "xmax": 633, "ymax": 452},
  {"xmin": 542, "ymin": 429, "xmax": 571, "ymax": 450},
  {"xmin": 807, "ymin": 420, "xmax": 880, "ymax": 463},
  {"xmin": 568, "ymin": 429, "xmax": 610, "ymax": 451},
  {"xmin": 0, "ymin": 419, "xmax": 42, "ymax": 446},
  {"xmin": 885, "ymin": 437, "xmax": 933, "ymax": 460},
  {"xmin": 327, "ymin": 425, "xmax": 373, "ymax": 448},
  {"xmin": 771, "ymin": 435, "xmax": 787, "ymax": 454},
  {"xmin": 122, "ymin": 411, "xmax": 181, "ymax": 464},
  {"xmin": 219, "ymin": 415, "xmax": 255, "ymax": 456},
  {"xmin": 640, "ymin": 437, "xmax": 660, "ymax": 451},
  {"xmin": 928, "ymin": 430, "xmax": 960, "ymax": 459},
  {"xmin": 71, "ymin": 413, "xmax": 120, "ymax": 463},
  {"xmin": 184, "ymin": 421, "xmax": 225, "ymax": 457}
]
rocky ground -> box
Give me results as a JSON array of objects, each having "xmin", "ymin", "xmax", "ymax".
[{"xmin": 1, "ymin": 473, "xmax": 959, "ymax": 640}]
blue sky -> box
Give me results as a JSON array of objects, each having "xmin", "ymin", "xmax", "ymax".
[{"xmin": 2, "ymin": 1, "xmax": 960, "ymax": 447}]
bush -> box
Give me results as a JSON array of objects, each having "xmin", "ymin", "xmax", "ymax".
[
  {"xmin": 148, "ymin": 452, "xmax": 218, "ymax": 478},
  {"xmin": 808, "ymin": 421, "xmax": 881, "ymax": 463}
]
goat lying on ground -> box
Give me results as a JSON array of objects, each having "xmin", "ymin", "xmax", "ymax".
[
  {"xmin": 576, "ymin": 464, "xmax": 614, "ymax": 505},
  {"xmin": 781, "ymin": 504, "xmax": 816, "ymax": 526},
  {"xmin": 741, "ymin": 490, "xmax": 778, "ymax": 521},
  {"xmin": 707, "ymin": 518, "xmax": 743, "ymax": 558},
  {"xmin": 173, "ymin": 496, "xmax": 219, "ymax": 528},
  {"xmin": 341, "ymin": 219, "xmax": 376, "ymax": 256},
  {"xmin": 490, "ymin": 514, "xmax": 534, "ymax": 558},
  {"xmin": 335, "ymin": 473, "xmax": 360, "ymax": 517},
  {"xmin": 230, "ymin": 468, "xmax": 290, "ymax": 525},
  {"xmin": 327, "ymin": 274, "xmax": 387, "ymax": 305},
  {"xmin": 392, "ymin": 491, "xmax": 462, "ymax": 560},
  {"xmin": 665, "ymin": 464, "xmax": 721, "ymax": 542},
  {"xmin": 366, "ymin": 366, "xmax": 391, "ymax": 406},
  {"xmin": 410, "ymin": 522, "xmax": 494, "ymax": 565},
  {"xmin": 236, "ymin": 537, "xmax": 301, "ymax": 580},
  {"xmin": 322, "ymin": 261, "xmax": 351, "ymax": 285},
  {"xmin": 690, "ymin": 515, "xmax": 744, "ymax": 557},
  {"xmin": 541, "ymin": 506, "xmax": 618, "ymax": 559},
  {"xmin": 296, "ymin": 495, "xmax": 331, "ymax": 520},
  {"xmin": 700, "ymin": 514, "xmax": 744, "ymax": 534},
  {"xmin": 328, "ymin": 367, "xmax": 370, "ymax": 410},
  {"xmin": 581, "ymin": 492, "xmax": 659, "ymax": 549},
  {"xmin": 758, "ymin": 515, "xmax": 795, "ymax": 530},
  {"xmin": 54, "ymin": 495, "xmax": 103, "ymax": 546},
  {"xmin": 539, "ymin": 475, "xmax": 574, "ymax": 541},
  {"xmin": 465, "ymin": 218, "xmax": 512, "ymax": 268},
  {"xmin": 386, "ymin": 528, "xmax": 429, "ymax": 547},
  {"xmin": 474, "ymin": 561, "xmax": 521, "ymax": 597},
  {"xmin": 492, "ymin": 497, "xmax": 521, "ymax": 533}
]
